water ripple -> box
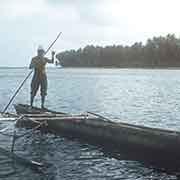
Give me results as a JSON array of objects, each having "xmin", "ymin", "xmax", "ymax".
[{"xmin": 0, "ymin": 68, "xmax": 180, "ymax": 179}]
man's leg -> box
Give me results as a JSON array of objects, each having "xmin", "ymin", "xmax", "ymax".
[
  {"xmin": 41, "ymin": 96, "xmax": 45, "ymax": 109},
  {"xmin": 40, "ymin": 75, "xmax": 47, "ymax": 109},
  {"xmin": 30, "ymin": 95, "xmax": 34, "ymax": 107},
  {"xmin": 31, "ymin": 76, "xmax": 40, "ymax": 107}
]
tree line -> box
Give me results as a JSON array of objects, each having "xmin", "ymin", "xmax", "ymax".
[{"xmin": 56, "ymin": 34, "xmax": 180, "ymax": 68}]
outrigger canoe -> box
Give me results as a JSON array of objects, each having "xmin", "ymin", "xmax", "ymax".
[{"xmin": 14, "ymin": 104, "xmax": 180, "ymax": 170}]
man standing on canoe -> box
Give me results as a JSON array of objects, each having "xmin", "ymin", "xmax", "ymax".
[{"xmin": 29, "ymin": 46, "xmax": 55, "ymax": 108}]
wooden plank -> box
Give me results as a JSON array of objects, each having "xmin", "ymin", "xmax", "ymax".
[
  {"xmin": 0, "ymin": 117, "xmax": 16, "ymax": 121},
  {"xmin": 23, "ymin": 114, "xmax": 87, "ymax": 118},
  {"xmin": 24, "ymin": 116, "xmax": 89, "ymax": 121},
  {"xmin": 14, "ymin": 104, "xmax": 68, "ymax": 115},
  {"xmin": 23, "ymin": 114, "xmax": 65, "ymax": 118}
]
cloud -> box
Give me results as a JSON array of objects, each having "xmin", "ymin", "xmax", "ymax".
[
  {"xmin": 45, "ymin": 0, "xmax": 123, "ymax": 26},
  {"xmin": 0, "ymin": 0, "xmax": 45, "ymax": 19},
  {"xmin": 0, "ymin": 0, "xmax": 180, "ymax": 66}
]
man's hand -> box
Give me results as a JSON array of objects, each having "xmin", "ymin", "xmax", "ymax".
[
  {"xmin": 51, "ymin": 51, "xmax": 55, "ymax": 64},
  {"xmin": 51, "ymin": 51, "xmax": 56, "ymax": 57}
]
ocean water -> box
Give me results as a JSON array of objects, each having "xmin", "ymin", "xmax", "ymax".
[{"xmin": 0, "ymin": 68, "xmax": 180, "ymax": 179}]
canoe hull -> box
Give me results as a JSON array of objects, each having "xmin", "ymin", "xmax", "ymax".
[{"xmin": 14, "ymin": 104, "xmax": 180, "ymax": 170}]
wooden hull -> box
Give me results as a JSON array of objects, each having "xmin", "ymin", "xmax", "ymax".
[{"xmin": 14, "ymin": 104, "xmax": 180, "ymax": 170}]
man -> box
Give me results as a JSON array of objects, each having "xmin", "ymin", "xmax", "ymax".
[{"xmin": 29, "ymin": 46, "xmax": 55, "ymax": 108}]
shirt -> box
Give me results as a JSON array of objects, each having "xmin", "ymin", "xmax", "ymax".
[{"xmin": 30, "ymin": 56, "xmax": 52, "ymax": 75}]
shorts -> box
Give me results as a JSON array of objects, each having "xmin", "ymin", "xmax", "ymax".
[{"xmin": 31, "ymin": 74, "xmax": 47, "ymax": 97}]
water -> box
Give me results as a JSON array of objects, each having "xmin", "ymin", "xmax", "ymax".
[{"xmin": 0, "ymin": 68, "xmax": 180, "ymax": 179}]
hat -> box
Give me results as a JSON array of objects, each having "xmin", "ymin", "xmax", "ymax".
[{"xmin": 37, "ymin": 45, "xmax": 44, "ymax": 51}]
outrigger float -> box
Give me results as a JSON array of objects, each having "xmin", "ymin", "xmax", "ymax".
[
  {"xmin": 0, "ymin": 112, "xmax": 45, "ymax": 172},
  {"xmin": 10, "ymin": 103, "xmax": 180, "ymax": 170}
]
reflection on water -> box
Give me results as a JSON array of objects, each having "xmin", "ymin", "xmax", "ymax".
[{"xmin": 0, "ymin": 68, "xmax": 180, "ymax": 179}]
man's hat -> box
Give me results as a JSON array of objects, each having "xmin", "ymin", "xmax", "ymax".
[{"xmin": 37, "ymin": 45, "xmax": 45, "ymax": 52}]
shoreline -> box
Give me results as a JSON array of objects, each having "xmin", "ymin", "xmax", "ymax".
[
  {"xmin": 56, "ymin": 66, "xmax": 180, "ymax": 70},
  {"xmin": 1, "ymin": 66, "xmax": 180, "ymax": 70}
]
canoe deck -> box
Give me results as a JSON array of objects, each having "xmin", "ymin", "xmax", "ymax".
[{"xmin": 14, "ymin": 104, "xmax": 180, "ymax": 170}]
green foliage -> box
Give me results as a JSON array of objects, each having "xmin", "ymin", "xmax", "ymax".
[{"xmin": 56, "ymin": 34, "xmax": 180, "ymax": 68}]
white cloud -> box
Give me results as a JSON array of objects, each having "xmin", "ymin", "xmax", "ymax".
[
  {"xmin": 0, "ymin": 0, "xmax": 44, "ymax": 19},
  {"xmin": 0, "ymin": 0, "xmax": 180, "ymax": 66}
]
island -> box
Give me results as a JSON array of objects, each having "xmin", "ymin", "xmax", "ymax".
[{"xmin": 56, "ymin": 34, "xmax": 180, "ymax": 68}]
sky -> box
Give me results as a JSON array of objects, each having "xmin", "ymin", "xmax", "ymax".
[{"xmin": 1, "ymin": 0, "xmax": 180, "ymax": 67}]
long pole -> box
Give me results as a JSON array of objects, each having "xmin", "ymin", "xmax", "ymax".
[{"xmin": 3, "ymin": 32, "xmax": 62, "ymax": 113}]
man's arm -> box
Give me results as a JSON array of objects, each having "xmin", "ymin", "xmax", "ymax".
[
  {"xmin": 46, "ymin": 51, "xmax": 55, "ymax": 64},
  {"xmin": 29, "ymin": 58, "xmax": 35, "ymax": 69}
]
